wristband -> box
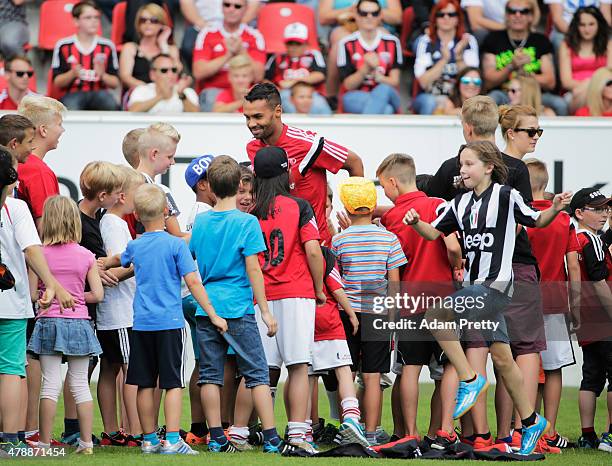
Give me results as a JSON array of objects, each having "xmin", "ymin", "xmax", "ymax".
[{"xmin": 178, "ymin": 92, "xmax": 186, "ymax": 100}]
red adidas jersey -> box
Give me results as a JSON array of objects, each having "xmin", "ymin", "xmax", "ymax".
[
  {"xmin": 0, "ymin": 88, "xmax": 35, "ymax": 110},
  {"xmin": 247, "ymin": 124, "xmax": 348, "ymax": 246},
  {"xmin": 17, "ymin": 154, "xmax": 59, "ymax": 219},
  {"xmin": 315, "ymin": 247, "xmax": 347, "ymax": 341},
  {"xmin": 526, "ymin": 199, "xmax": 580, "ymax": 314},
  {"xmin": 193, "ymin": 24, "xmax": 266, "ymax": 93},
  {"xmin": 575, "ymin": 229, "xmax": 612, "ymax": 345},
  {"xmin": 265, "ymin": 50, "xmax": 327, "ymax": 94},
  {"xmin": 337, "ymin": 30, "xmax": 402, "ymax": 92},
  {"xmin": 256, "ymin": 194, "xmax": 320, "ymax": 301}
]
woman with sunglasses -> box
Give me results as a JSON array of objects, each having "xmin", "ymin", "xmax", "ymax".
[
  {"xmin": 559, "ymin": 6, "xmax": 611, "ymax": 113},
  {"xmin": 119, "ymin": 3, "xmax": 179, "ymax": 91},
  {"xmin": 413, "ymin": 0, "xmax": 479, "ymax": 115},
  {"xmin": 507, "ymin": 75, "xmax": 556, "ymax": 116},
  {"xmin": 575, "ymin": 67, "xmax": 612, "ymax": 116},
  {"xmin": 442, "ymin": 66, "xmax": 483, "ymax": 115},
  {"xmin": 499, "ymin": 104, "xmax": 543, "ymax": 161}
]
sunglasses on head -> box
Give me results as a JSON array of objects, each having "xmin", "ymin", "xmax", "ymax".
[
  {"xmin": 155, "ymin": 67, "xmax": 178, "ymax": 74},
  {"xmin": 436, "ymin": 11, "xmax": 458, "ymax": 18},
  {"xmin": 223, "ymin": 2, "xmax": 244, "ymax": 9},
  {"xmin": 460, "ymin": 76, "xmax": 482, "ymax": 86},
  {"xmin": 515, "ymin": 127, "xmax": 543, "ymax": 137},
  {"xmin": 11, "ymin": 70, "xmax": 34, "ymax": 78},
  {"xmin": 506, "ymin": 7, "xmax": 532, "ymax": 16},
  {"xmin": 139, "ymin": 16, "xmax": 161, "ymax": 24},
  {"xmin": 357, "ymin": 9, "xmax": 381, "ymax": 17}
]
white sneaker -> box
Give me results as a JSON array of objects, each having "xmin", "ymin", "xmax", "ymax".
[
  {"xmin": 289, "ymin": 440, "xmax": 319, "ymax": 454},
  {"xmin": 160, "ymin": 438, "xmax": 199, "ymax": 455},
  {"xmin": 141, "ymin": 440, "xmax": 161, "ymax": 454}
]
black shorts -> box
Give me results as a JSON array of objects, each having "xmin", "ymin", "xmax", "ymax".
[
  {"xmin": 580, "ymin": 340, "xmax": 612, "ymax": 396},
  {"xmin": 98, "ymin": 328, "xmax": 132, "ymax": 365},
  {"xmin": 395, "ymin": 315, "xmax": 443, "ymax": 366},
  {"xmin": 342, "ymin": 313, "xmax": 391, "ymax": 374},
  {"xmin": 126, "ymin": 328, "xmax": 187, "ymax": 389},
  {"xmin": 26, "ymin": 316, "xmax": 37, "ymax": 358}
]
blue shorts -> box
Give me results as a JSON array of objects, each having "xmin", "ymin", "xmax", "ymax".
[{"xmin": 182, "ymin": 295, "xmax": 199, "ymax": 360}]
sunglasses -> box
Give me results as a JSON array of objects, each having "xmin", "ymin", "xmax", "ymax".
[
  {"xmin": 11, "ymin": 70, "xmax": 34, "ymax": 78},
  {"xmin": 155, "ymin": 67, "xmax": 178, "ymax": 74},
  {"xmin": 139, "ymin": 16, "xmax": 161, "ymax": 24},
  {"xmin": 506, "ymin": 7, "xmax": 532, "ymax": 16},
  {"xmin": 514, "ymin": 127, "xmax": 543, "ymax": 138},
  {"xmin": 357, "ymin": 9, "xmax": 381, "ymax": 17},
  {"xmin": 460, "ymin": 76, "xmax": 482, "ymax": 86},
  {"xmin": 436, "ymin": 11, "xmax": 458, "ymax": 18},
  {"xmin": 223, "ymin": 2, "xmax": 244, "ymax": 9},
  {"xmin": 508, "ymin": 87, "xmax": 521, "ymax": 94},
  {"xmin": 606, "ymin": 79, "xmax": 612, "ymax": 87}
]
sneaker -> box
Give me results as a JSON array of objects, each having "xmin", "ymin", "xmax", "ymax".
[
  {"xmin": 431, "ymin": 430, "xmax": 459, "ymax": 450},
  {"xmin": 141, "ymin": 440, "xmax": 161, "ymax": 454},
  {"xmin": 100, "ymin": 431, "xmax": 130, "ymax": 447},
  {"xmin": 518, "ymin": 414, "xmax": 550, "ymax": 456},
  {"xmin": 126, "ymin": 435, "xmax": 142, "ymax": 447},
  {"xmin": 156, "ymin": 425, "xmax": 166, "ymax": 440},
  {"xmin": 264, "ymin": 439, "xmax": 307, "ymax": 455},
  {"xmin": 472, "ymin": 436, "xmax": 493, "ymax": 450},
  {"xmin": 208, "ymin": 439, "xmax": 237, "ymax": 453},
  {"xmin": 312, "ymin": 418, "xmax": 325, "ymax": 443},
  {"xmin": 598, "ymin": 432, "xmax": 612, "ymax": 453},
  {"xmin": 338, "ymin": 418, "xmax": 369, "ymax": 448},
  {"xmin": 375, "ymin": 427, "xmax": 391, "ymax": 445},
  {"xmin": 319, "ymin": 423, "xmax": 339, "ymax": 445},
  {"xmin": 75, "ymin": 445, "xmax": 93, "ymax": 455},
  {"xmin": 534, "ymin": 437, "xmax": 561, "ymax": 454},
  {"xmin": 232, "ymin": 440, "xmax": 253, "ymax": 451},
  {"xmin": 543, "ymin": 432, "xmax": 575, "ymax": 449},
  {"xmin": 247, "ymin": 424, "xmax": 264, "ymax": 446},
  {"xmin": 24, "ymin": 432, "xmax": 66, "ymax": 447},
  {"xmin": 578, "ymin": 435, "xmax": 599, "ymax": 449},
  {"xmin": 59, "ymin": 432, "xmax": 80, "ymax": 446},
  {"xmin": 422, "ymin": 435, "xmax": 435, "ymax": 449},
  {"xmin": 510, "ymin": 431, "xmax": 522, "ymax": 452},
  {"xmin": 185, "ymin": 431, "xmax": 208, "ymax": 446},
  {"xmin": 289, "ymin": 440, "xmax": 319, "ymax": 454},
  {"xmin": 160, "ymin": 438, "xmax": 199, "ymax": 455},
  {"xmin": 453, "ymin": 374, "xmax": 489, "ymax": 419}
]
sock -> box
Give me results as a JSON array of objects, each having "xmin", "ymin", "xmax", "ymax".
[
  {"xmin": 463, "ymin": 433, "xmax": 476, "ymax": 441},
  {"xmin": 221, "ymin": 421, "xmax": 230, "ymax": 430},
  {"xmin": 190, "ymin": 422, "xmax": 208, "ymax": 437},
  {"xmin": 609, "ymin": 424, "xmax": 612, "ymax": 434},
  {"xmin": 144, "ymin": 431, "xmax": 160, "ymax": 446},
  {"xmin": 209, "ymin": 426, "xmax": 227, "ymax": 444},
  {"xmin": 17, "ymin": 431, "xmax": 25, "ymax": 442},
  {"xmin": 78, "ymin": 439, "xmax": 93, "ymax": 449},
  {"xmin": 340, "ymin": 397, "xmax": 361, "ymax": 421},
  {"xmin": 498, "ymin": 436, "xmax": 512, "ymax": 444},
  {"xmin": 515, "ymin": 427, "xmax": 523, "ymax": 434},
  {"xmin": 166, "ymin": 431, "xmax": 180, "ymax": 444},
  {"xmin": 305, "ymin": 420, "xmax": 313, "ymax": 443},
  {"xmin": 64, "ymin": 418, "xmax": 79, "ymax": 435},
  {"xmin": 463, "ymin": 374, "xmax": 477, "ymax": 383},
  {"xmin": 521, "ymin": 412, "xmax": 537, "ymax": 427},
  {"xmin": 582, "ymin": 427, "xmax": 597, "ymax": 441},
  {"xmin": 366, "ymin": 431, "xmax": 377, "ymax": 444},
  {"xmin": 262, "ymin": 427, "xmax": 281, "ymax": 445},
  {"xmin": 270, "ymin": 387, "xmax": 277, "ymax": 409},
  {"xmin": 287, "ymin": 421, "xmax": 305, "ymax": 443},
  {"xmin": 3, "ymin": 432, "xmax": 18, "ymax": 444},
  {"xmin": 228, "ymin": 426, "xmax": 249, "ymax": 444},
  {"xmin": 327, "ymin": 390, "xmax": 340, "ymax": 421},
  {"xmin": 475, "ymin": 432, "xmax": 491, "ymax": 440}
]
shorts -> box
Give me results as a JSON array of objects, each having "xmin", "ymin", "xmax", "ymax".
[
  {"xmin": 312, "ymin": 339, "xmax": 353, "ymax": 372},
  {"xmin": 97, "ymin": 327, "xmax": 132, "ymax": 365},
  {"xmin": 126, "ymin": 328, "xmax": 187, "ymax": 389},
  {"xmin": 342, "ymin": 312, "xmax": 391, "ymax": 374},
  {"xmin": 0, "ymin": 318, "xmax": 27, "ymax": 377},
  {"xmin": 579, "ymin": 340, "xmax": 612, "ymax": 396},
  {"xmin": 395, "ymin": 315, "xmax": 443, "ymax": 367},
  {"xmin": 541, "ymin": 314, "xmax": 575, "ymax": 371},
  {"xmin": 504, "ymin": 263, "xmax": 546, "ymax": 356},
  {"xmin": 182, "ymin": 295, "xmax": 199, "ymax": 360},
  {"xmin": 255, "ymin": 298, "xmax": 315, "ymax": 368}
]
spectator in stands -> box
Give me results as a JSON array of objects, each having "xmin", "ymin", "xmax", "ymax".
[
  {"xmin": 481, "ymin": 0, "xmax": 568, "ymax": 116},
  {"xmin": 192, "ymin": 0, "xmax": 265, "ymax": 112},
  {"xmin": 337, "ymin": 0, "xmax": 402, "ymax": 114},
  {"xmin": 51, "ymin": 0, "xmax": 120, "ymax": 110},
  {"xmin": 119, "ymin": 3, "xmax": 180, "ymax": 91},
  {"xmin": 412, "ymin": 0, "xmax": 479, "ymax": 115},
  {"xmin": 545, "ymin": 0, "xmax": 611, "ymax": 50},
  {"xmin": 441, "ymin": 66, "xmax": 482, "ymax": 115},
  {"xmin": 127, "ymin": 53, "xmax": 199, "ymax": 113},
  {"xmin": 0, "ymin": 0, "xmax": 29, "ymax": 59},
  {"xmin": 559, "ymin": 6, "xmax": 611, "ymax": 114},
  {"xmin": 0, "ymin": 55, "xmax": 35, "ymax": 110},
  {"xmin": 180, "ymin": 0, "xmax": 261, "ymax": 72},
  {"xmin": 461, "ymin": 0, "xmax": 506, "ymax": 44},
  {"xmin": 575, "ymin": 66, "xmax": 612, "ymax": 116},
  {"xmin": 289, "ymin": 81, "xmax": 318, "ymax": 114},
  {"xmin": 320, "ymin": 0, "xmax": 401, "ymax": 103},
  {"xmin": 265, "ymin": 22, "xmax": 332, "ymax": 115},
  {"xmin": 212, "ymin": 54, "xmax": 253, "ymax": 112},
  {"xmin": 507, "ymin": 75, "xmax": 556, "ymax": 116}
]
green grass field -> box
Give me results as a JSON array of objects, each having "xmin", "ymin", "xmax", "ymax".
[{"xmin": 10, "ymin": 382, "xmax": 611, "ymax": 464}]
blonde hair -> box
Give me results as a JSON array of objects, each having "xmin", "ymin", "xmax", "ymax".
[
  {"xmin": 135, "ymin": 3, "xmax": 168, "ymax": 37},
  {"xmin": 461, "ymin": 96, "xmax": 499, "ymax": 137},
  {"xmin": 498, "ymin": 104, "xmax": 538, "ymax": 141},
  {"xmin": 376, "ymin": 153, "xmax": 416, "ymax": 184},
  {"xmin": 228, "ymin": 54, "xmax": 253, "ymax": 71},
  {"xmin": 122, "ymin": 128, "xmax": 144, "ymax": 169},
  {"xmin": 117, "ymin": 165, "xmax": 145, "ymax": 193},
  {"xmin": 134, "ymin": 184, "xmax": 166, "ymax": 222},
  {"xmin": 40, "ymin": 195, "xmax": 82, "ymax": 245},
  {"xmin": 80, "ymin": 161, "xmax": 123, "ymax": 200},
  {"xmin": 524, "ymin": 157, "xmax": 548, "ymax": 191},
  {"xmin": 511, "ymin": 76, "xmax": 544, "ymax": 115},
  {"xmin": 138, "ymin": 122, "xmax": 181, "ymax": 158},
  {"xmin": 18, "ymin": 95, "xmax": 66, "ymax": 128},
  {"xmin": 585, "ymin": 67, "xmax": 612, "ymax": 116}
]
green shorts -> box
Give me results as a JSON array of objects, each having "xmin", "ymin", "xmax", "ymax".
[{"xmin": 0, "ymin": 318, "xmax": 27, "ymax": 377}]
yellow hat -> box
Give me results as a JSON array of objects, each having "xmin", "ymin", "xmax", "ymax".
[{"xmin": 338, "ymin": 177, "xmax": 377, "ymax": 215}]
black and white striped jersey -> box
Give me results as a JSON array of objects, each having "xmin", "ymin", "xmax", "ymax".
[{"xmin": 432, "ymin": 183, "xmax": 541, "ymax": 295}]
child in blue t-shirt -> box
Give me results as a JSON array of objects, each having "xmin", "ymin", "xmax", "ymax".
[
  {"xmin": 190, "ymin": 156, "xmax": 300, "ymax": 455},
  {"xmin": 102, "ymin": 184, "xmax": 227, "ymax": 456}
]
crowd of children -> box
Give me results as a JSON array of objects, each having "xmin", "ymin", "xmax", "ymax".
[{"xmin": 0, "ymin": 87, "xmax": 610, "ymax": 459}]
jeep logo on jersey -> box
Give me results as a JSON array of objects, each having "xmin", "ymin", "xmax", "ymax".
[{"xmin": 464, "ymin": 233, "xmax": 494, "ymax": 250}]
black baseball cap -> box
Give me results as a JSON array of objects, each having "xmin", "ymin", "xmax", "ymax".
[
  {"xmin": 253, "ymin": 146, "xmax": 289, "ymax": 179},
  {"xmin": 569, "ymin": 188, "xmax": 612, "ymax": 214}
]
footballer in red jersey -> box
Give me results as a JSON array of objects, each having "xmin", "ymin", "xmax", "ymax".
[{"xmin": 244, "ymin": 83, "xmax": 363, "ymax": 245}]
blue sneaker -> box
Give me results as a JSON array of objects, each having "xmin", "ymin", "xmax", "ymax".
[
  {"xmin": 338, "ymin": 418, "xmax": 369, "ymax": 447},
  {"xmin": 263, "ymin": 439, "xmax": 304, "ymax": 454},
  {"xmin": 452, "ymin": 374, "xmax": 489, "ymax": 419},
  {"xmin": 598, "ymin": 432, "xmax": 612, "ymax": 453},
  {"xmin": 208, "ymin": 439, "xmax": 237, "ymax": 453},
  {"xmin": 519, "ymin": 414, "xmax": 550, "ymax": 455}
]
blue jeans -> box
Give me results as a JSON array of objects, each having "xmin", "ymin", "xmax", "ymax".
[
  {"xmin": 488, "ymin": 89, "xmax": 569, "ymax": 116},
  {"xmin": 60, "ymin": 91, "xmax": 119, "ymax": 111},
  {"xmin": 343, "ymin": 83, "xmax": 400, "ymax": 114},
  {"xmin": 412, "ymin": 92, "xmax": 439, "ymax": 115},
  {"xmin": 280, "ymin": 89, "xmax": 332, "ymax": 115},
  {"xmin": 182, "ymin": 295, "xmax": 199, "ymax": 360},
  {"xmin": 196, "ymin": 313, "xmax": 269, "ymax": 388},
  {"xmin": 198, "ymin": 88, "xmax": 222, "ymax": 112}
]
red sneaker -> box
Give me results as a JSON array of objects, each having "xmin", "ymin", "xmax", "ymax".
[
  {"xmin": 534, "ymin": 437, "xmax": 561, "ymax": 454},
  {"xmin": 472, "ymin": 436, "xmax": 493, "ymax": 450},
  {"xmin": 185, "ymin": 432, "xmax": 208, "ymax": 446},
  {"xmin": 510, "ymin": 431, "xmax": 522, "ymax": 452},
  {"xmin": 100, "ymin": 431, "xmax": 130, "ymax": 447},
  {"xmin": 431, "ymin": 430, "xmax": 459, "ymax": 450}
]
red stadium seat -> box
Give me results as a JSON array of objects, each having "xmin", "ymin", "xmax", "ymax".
[
  {"xmin": 111, "ymin": 1, "xmax": 173, "ymax": 51},
  {"xmin": 257, "ymin": 3, "xmax": 319, "ymax": 54},
  {"xmin": 46, "ymin": 68, "xmax": 65, "ymax": 100},
  {"xmin": 38, "ymin": 0, "xmax": 103, "ymax": 51}
]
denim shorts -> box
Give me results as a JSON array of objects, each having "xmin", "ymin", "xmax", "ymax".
[
  {"xmin": 182, "ymin": 295, "xmax": 199, "ymax": 360},
  {"xmin": 27, "ymin": 317, "xmax": 102, "ymax": 357},
  {"xmin": 196, "ymin": 313, "xmax": 269, "ymax": 389}
]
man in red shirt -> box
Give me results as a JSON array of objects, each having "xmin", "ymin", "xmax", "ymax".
[
  {"xmin": 0, "ymin": 56, "xmax": 36, "ymax": 110},
  {"xmin": 244, "ymin": 83, "xmax": 364, "ymax": 246},
  {"xmin": 193, "ymin": 0, "xmax": 265, "ymax": 111}
]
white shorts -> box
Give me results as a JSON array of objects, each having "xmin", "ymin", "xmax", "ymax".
[
  {"xmin": 312, "ymin": 339, "xmax": 353, "ymax": 372},
  {"xmin": 541, "ymin": 314, "xmax": 575, "ymax": 371},
  {"xmin": 255, "ymin": 298, "xmax": 315, "ymax": 368}
]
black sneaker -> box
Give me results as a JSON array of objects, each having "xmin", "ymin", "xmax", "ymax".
[
  {"xmin": 264, "ymin": 439, "xmax": 310, "ymax": 455},
  {"xmin": 248, "ymin": 424, "xmax": 264, "ymax": 446},
  {"xmin": 208, "ymin": 439, "xmax": 237, "ymax": 453},
  {"xmin": 389, "ymin": 434, "xmax": 401, "ymax": 443},
  {"xmin": 312, "ymin": 418, "xmax": 325, "ymax": 443},
  {"xmin": 156, "ymin": 425, "xmax": 166, "ymax": 440},
  {"xmin": 431, "ymin": 430, "xmax": 460, "ymax": 450},
  {"xmin": 544, "ymin": 432, "xmax": 575, "ymax": 449},
  {"xmin": 319, "ymin": 423, "xmax": 339, "ymax": 445}
]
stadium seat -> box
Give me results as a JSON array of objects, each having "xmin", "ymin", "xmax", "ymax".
[
  {"xmin": 257, "ymin": 3, "xmax": 319, "ymax": 54},
  {"xmin": 0, "ymin": 62, "xmax": 38, "ymax": 92},
  {"xmin": 38, "ymin": 0, "xmax": 103, "ymax": 50},
  {"xmin": 400, "ymin": 7, "xmax": 415, "ymax": 59},
  {"xmin": 46, "ymin": 68, "xmax": 65, "ymax": 100},
  {"xmin": 111, "ymin": 1, "xmax": 173, "ymax": 51}
]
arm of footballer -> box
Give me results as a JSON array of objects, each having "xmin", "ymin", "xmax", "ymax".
[
  {"xmin": 165, "ymin": 215, "xmax": 189, "ymax": 238},
  {"xmin": 332, "ymin": 288, "xmax": 359, "ymax": 335},
  {"xmin": 107, "ymin": 264, "xmax": 134, "ymax": 281},
  {"xmin": 342, "ymin": 150, "xmax": 364, "ymax": 177},
  {"xmin": 184, "ymin": 271, "xmax": 228, "ymax": 332},
  {"xmin": 245, "ymin": 254, "xmax": 277, "ymax": 336},
  {"xmin": 566, "ymin": 251, "xmax": 581, "ymax": 329},
  {"xmin": 304, "ymin": 239, "xmax": 326, "ymax": 301},
  {"xmin": 84, "ymin": 263, "xmax": 104, "ymax": 304},
  {"xmin": 403, "ymin": 209, "xmax": 443, "ymax": 240},
  {"xmin": 534, "ymin": 193, "xmax": 572, "ymax": 228},
  {"xmin": 443, "ymin": 233, "xmax": 463, "ymax": 270},
  {"xmin": 99, "ymin": 254, "xmax": 122, "ymax": 270},
  {"xmin": 593, "ymin": 279, "xmax": 612, "ymax": 321}
]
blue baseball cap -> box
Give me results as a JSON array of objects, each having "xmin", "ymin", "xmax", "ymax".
[{"xmin": 185, "ymin": 155, "xmax": 215, "ymax": 189}]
